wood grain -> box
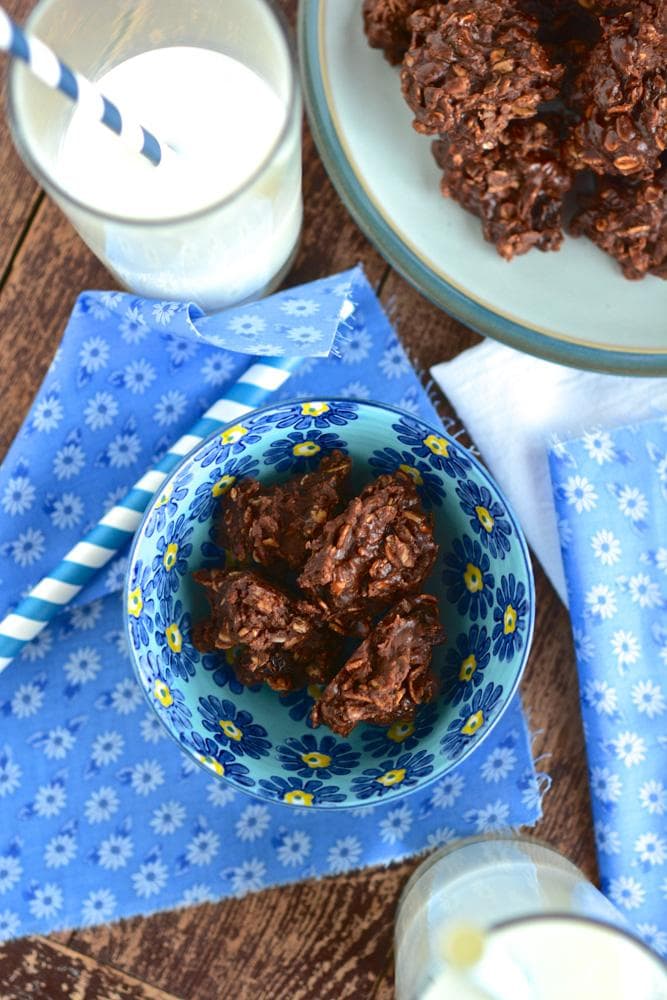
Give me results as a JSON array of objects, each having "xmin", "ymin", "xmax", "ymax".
[
  {"xmin": 68, "ymin": 865, "xmax": 412, "ymax": 1000},
  {"xmin": 0, "ymin": 0, "xmax": 42, "ymax": 283},
  {"xmin": 290, "ymin": 128, "xmax": 388, "ymax": 291},
  {"xmin": 0, "ymin": 0, "xmax": 597, "ymax": 996},
  {"xmin": 0, "ymin": 936, "xmax": 181, "ymax": 1000}
]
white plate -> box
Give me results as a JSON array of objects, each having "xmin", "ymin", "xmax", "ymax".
[{"xmin": 299, "ymin": 0, "xmax": 667, "ymax": 374}]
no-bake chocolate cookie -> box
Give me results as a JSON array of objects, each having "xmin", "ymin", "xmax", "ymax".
[
  {"xmin": 433, "ymin": 118, "xmax": 572, "ymax": 259},
  {"xmin": 194, "ymin": 458, "xmax": 445, "ymax": 735},
  {"xmin": 298, "ymin": 471, "xmax": 438, "ymax": 635},
  {"xmin": 571, "ymin": 168, "xmax": 667, "ymax": 278},
  {"xmin": 362, "ymin": 0, "xmax": 425, "ymax": 65},
  {"xmin": 192, "ymin": 569, "xmax": 341, "ymax": 692},
  {"xmin": 360, "ymin": 0, "xmax": 667, "ymax": 277},
  {"xmin": 219, "ymin": 450, "xmax": 351, "ymax": 572},
  {"xmin": 311, "ymin": 594, "xmax": 445, "ymax": 736},
  {"xmin": 565, "ymin": 1, "xmax": 667, "ymax": 177},
  {"xmin": 401, "ymin": 1, "xmax": 563, "ymax": 149}
]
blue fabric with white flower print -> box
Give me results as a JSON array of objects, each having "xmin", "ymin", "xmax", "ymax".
[
  {"xmin": 0, "ymin": 268, "xmax": 545, "ymax": 940},
  {"xmin": 550, "ymin": 420, "xmax": 667, "ymax": 957}
]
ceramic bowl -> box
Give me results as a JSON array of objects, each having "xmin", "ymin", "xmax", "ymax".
[{"xmin": 125, "ymin": 399, "xmax": 535, "ymax": 809}]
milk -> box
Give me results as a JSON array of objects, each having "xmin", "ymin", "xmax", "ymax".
[
  {"xmin": 420, "ymin": 919, "xmax": 667, "ymax": 1000},
  {"xmin": 53, "ymin": 46, "xmax": 302, "ymax": 308},
  {"xmin": 58, "ymin": 48, "xmax": 286, "ymax": 218},
  {"xmin": 394, "ymin": 838, "xmax": 667, "ymax": 1000}
]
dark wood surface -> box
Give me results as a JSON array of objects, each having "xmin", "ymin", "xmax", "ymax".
[{"xmin": 0, "ymin": 2, "xmax": 596, "ymax": 996}]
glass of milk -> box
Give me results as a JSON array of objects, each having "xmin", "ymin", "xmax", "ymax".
[
  {"xmin": 8, "ymin": 0, "xmax": 302, "ymax": 311},
  {"xmin": 395, "ymin": 835, "xmax": 667, "ymax": 1000}
]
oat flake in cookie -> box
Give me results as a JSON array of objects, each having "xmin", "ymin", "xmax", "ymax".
[{"xmin": 311, "ymin": 594, "xmax": 445, "ymax": 737}]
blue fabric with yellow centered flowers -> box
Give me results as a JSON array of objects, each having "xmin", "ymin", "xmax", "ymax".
[{"xmin": 0, "ymin": 269, "xmax": 545, "ymax": 939}]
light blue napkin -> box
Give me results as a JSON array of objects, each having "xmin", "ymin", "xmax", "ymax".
[
  {"xmin": 0, "ymin": 269, "xmax": 546, "ymax": 939},
  {"xmin": 550, "ymin": 419, "xmax": 667, "ymax": 958}
]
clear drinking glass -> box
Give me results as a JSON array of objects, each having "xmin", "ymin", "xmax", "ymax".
[
  {"xmin": 395, "ymin": 835, "xmax": 667, "ymax": 1000},
  {"xmin": 8, "ymin": 0, "xmax": 302, "ymax": 311}
]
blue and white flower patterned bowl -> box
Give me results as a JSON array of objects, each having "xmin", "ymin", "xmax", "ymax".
[{"xmin": 125, "ymin": 399, "xmax": 535, "ymax": 809}]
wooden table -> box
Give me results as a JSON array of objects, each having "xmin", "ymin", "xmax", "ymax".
[{"xmin": 0, "ymin": 2, "xmax": 597, "ymax": 996}]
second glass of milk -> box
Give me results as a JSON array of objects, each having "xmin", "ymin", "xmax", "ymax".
[
  {"xmin": 8, "ymin": 0, "xmax": 302, "ymax": 311},
  {"xmin": 395, "ymin": 835, "xmax": 667, "ymax": 1000}
]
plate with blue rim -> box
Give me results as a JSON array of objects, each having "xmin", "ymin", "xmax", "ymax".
[
  {"xmin": 125, "ymin": 399, "xmax": 535, "ymax": 809},
  {"xmin": 298, "ymin": 0, "xmax": 667, "ymax": 376}
]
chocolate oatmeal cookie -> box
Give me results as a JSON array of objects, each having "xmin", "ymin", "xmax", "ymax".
[
  {"xmin": 433, "ymin": 118, "xmax": 572, "ymax": 258},
  {"xmin": 362, "ymin": 0, "xmax": 425, "ymax": 64},
  {"xmin": 192, "ymin": 569, "xmax": 341, "ymax": 692},
  {"xmin": 311, "ymin": 594, "xmax": 445, "ymax": 736},
  {"xmin": 401, "ymin": 0, "xmax": 563, "ymax": 149},
  {"xmin": 219, "ymin": 450, "xmax": 351, "ymax": 572},
  {"xmin": 298, "ymin": 471, "xmax": 438, "ymax": 635},
  {"xmin": 565, "ymin": 1, "xmax": 667, "ymax": 176},
  {"xmin": 571, "ymin": 168, "xmax": 667, "ymax": 278}
]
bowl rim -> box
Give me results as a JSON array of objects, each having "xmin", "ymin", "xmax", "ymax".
[{"xmin": 124, "ymin": 397, "xmax": 536, "ymax": 808}]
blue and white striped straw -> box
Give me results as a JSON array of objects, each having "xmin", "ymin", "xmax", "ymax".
[
  {"xmin": 0, "ymin": 356, "xmax": 299, "ymax": 671},
  {"xmin": 0, "ymin": 4, "xmax": 167, "ymax": 165}
]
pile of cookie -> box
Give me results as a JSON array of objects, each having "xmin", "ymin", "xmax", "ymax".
[
  {"xmin": 193, "ymin": 453, "xmax": 445, "ymax": 736},
  {"xmin": 363, "ymin": 0, "xmax": 667, "ymax": 279}
]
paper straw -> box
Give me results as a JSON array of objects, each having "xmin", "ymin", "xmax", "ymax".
[
  {"xmin": 0, "ymin": 4, "xmax": 167, "ymax": 166},
  {"xmin": 0, "ymin": 355, "xmax": 300, "ymax": 671}
]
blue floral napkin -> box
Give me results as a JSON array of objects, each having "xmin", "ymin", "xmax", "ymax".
[
  {"xmin": 550, "ymin": 420, "xmax": 667, "ymax": 957},
  {"xmin": 0, "ymin": 269, "xmax": 546, "ymax": 939}
]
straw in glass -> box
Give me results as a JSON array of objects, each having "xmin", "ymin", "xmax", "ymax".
[{"xmin": 0, "ymin": 4, "xmax": 167, "ymax": 165}]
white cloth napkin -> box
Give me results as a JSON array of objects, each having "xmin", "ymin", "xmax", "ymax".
[{"xmin": 431, "ymin": 340, "xmax": 667, "ymax": 603}]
